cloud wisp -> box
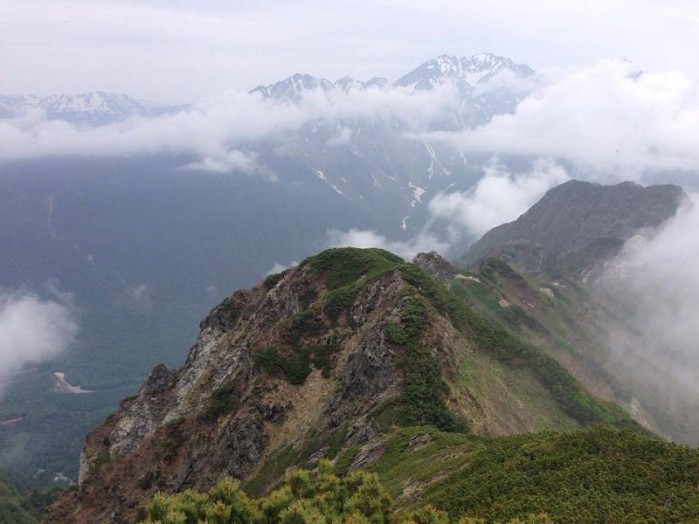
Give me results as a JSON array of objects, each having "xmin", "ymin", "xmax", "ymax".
[
  {"xmin": 428, "ymin": 158, "xmax": 570, "ymax": 239},
  {"xmin": 0, "ymin": 291, "xmax": 78, "ymax": 394}
]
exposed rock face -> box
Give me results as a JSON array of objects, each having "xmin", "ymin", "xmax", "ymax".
[
  {"xmin": 460, "ymin": 180, "xmax": 685, "ymax": 274},
  {"xmin": 412, "ymin": 251, "xmax": 460, "ymax": 285},
  {"xmin": 50, "ymin": 253, "xmax": 408, "ymax": 522}
]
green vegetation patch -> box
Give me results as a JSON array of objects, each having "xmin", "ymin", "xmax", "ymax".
[
  {"xmin": 381, "ymin": 294, "xmax": 467, "ymax": 433},
  {"xmin": 262, "ymin": 270, "xmax": 287, "ymax": 289},
  {"xmin": 280, "ymin": 311, "xmax": 326, "ymax": 345},
  {"xmin": 199, "ymin": 379, "xmax": 241, "ymax": 421},
  {"xmin": 254, "ymin": 341, "xmax": 341, "ymax": 385},
  {"xmin": 143, "ymin": 458, "xmax": 553, "ymax": 524},
  {"xmin": 455, "ymin": 278, "xmax": 544, "ymax": 334},
  {"xmin": 144, "ymin": 461, "xmax": 394, "ymax": 524},
  {"xmin": 323, "ymin": 285, "xmax": 362, "ymax": 324},
  {"xmin": 0, "ymin": 475, "xmax": 61, "ymax": 524},
  {"xmin": 140, "ymin": 425, "xmax": 699, "ymax": 523},
  {"xmin": 255, "ymin": 346, "xmax": 311, "ymax": 385},
  {"xmin": 434, "ymin": 261, "xmax": 640, "ymax": 431},
  {"xmin": 305, "ymin": 247, "xmax": 403, "ymax": 290},
  {"xmin": 243, "ymin": 426, "xmax": 348, "ymax": 497},
  {"xmin": 455, "ymin": 297, "xmax": 637, "ymax": 429},
  {"xmin": 305, "ymin": 248, "xmax": 406, "ymax": 324},
  {"xmin": 479, "ymin": 257, "xmax": 527, "ymax": 285},
  {"xmin": 420, "ymin": 426, "xmax": 699, "ymax": 523}
]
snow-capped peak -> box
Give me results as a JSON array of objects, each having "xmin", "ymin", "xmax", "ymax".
[
  {"xmin": 0, "ymin": 91, "xmax": 182, "ymax": 126},
  {"xmin": 251, "ymin": 75, "xmax": 389, "ymax": 101},
  {"xmin": 394, "ymin": 53, "xmax": 533, "ymax": 90}
]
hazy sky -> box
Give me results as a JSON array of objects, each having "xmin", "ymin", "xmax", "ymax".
[{"xmin": 3, "ymin": 0, "xmax": 699, "ymax": 102}]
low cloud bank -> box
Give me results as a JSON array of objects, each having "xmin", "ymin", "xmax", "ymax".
[
  {"xmin": 4, "ymin": 59, "xmax": 699, "ymax": 186},
  {"xmin": 422, "ymin": 59, "xmax": 699, "ymax": 179},
  {"xmin": 0, "ymin": 292, "xmax": 78, "ymax": 394},
  {"xmin": 601, "ymin": 196, "xmax": 699, "ymax": 394},
  {"xmin": 428, "ymin": 158, "xmax": 569, "ymax": 239},
  {"xmin": 0, "ymin": 84, "xmax": 460, "ymax": 175}
]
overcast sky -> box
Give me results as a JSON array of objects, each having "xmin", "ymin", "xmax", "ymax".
[{"xmin": 2, "ymin": 0, "xmax": 699, "ymax": 103}]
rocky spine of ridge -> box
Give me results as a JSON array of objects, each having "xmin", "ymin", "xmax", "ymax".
[
  {"xmin": 460, "ymin": 180, "xmax": 685, "ymax": 275},
  {"xmin": 48, "ymin": 250, "xmax": 448, "ymax": 522},
  {"xmin": 49, "ymin": 248, "xmax": 639, "ymax": 522}
]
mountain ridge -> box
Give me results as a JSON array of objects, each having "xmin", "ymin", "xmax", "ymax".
[
  {"xmin": 460, "ymin": 179, "xmax": 685, "ymax": 274},
  {"xmin": 48, "ymin": 247, "xmax": 642, "ymax": 522}
]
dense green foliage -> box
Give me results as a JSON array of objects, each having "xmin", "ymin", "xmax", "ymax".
[
  {"xmin": 142, "ymin": 461, "xmax": 393, "ymax": 523},
  {"xmin": 254, "ymin": 310, "xmax": 339, "ymax": 384},
  {"xmin": 306, "ymin": 248, "xmax": 404, "ymax": 325},
  {"xmin": 420, "ymin": 426, "xmax": 699, "ymax": 522},
  {"xmin": 479, "ymin": 258, "xmax": 527, "ymax": 285},
  {"xmin": 306, "ymin": 248, "xmax": 404, "ymax": 290},
  {"xmin": 262, "ymin": 270, "xmax": 287, "ymax": 289},
  {"xmin": 255, "ymin": 346, "xmax": 313, "ymax": 385},
  {"xmin": 382, "ymin": 295, "xmax": 467, "ymax": 433},
  {"xmin": 142, "ymin": 461, "xmax": 553, "ymax": 524},
  {"xmin": 199, "ymin": 379, "xmax": 240, "ymax": 421},
  {"xmin": 0, "ymin": 474, "xmax": 62, "ymax": 524},
  {"xmin": 461, "ymin": 306, "xmax": 635, "ymax": 428},
  {"xmin": 368, "ymin": 426, "xmax": 699, "ymax": 523}
]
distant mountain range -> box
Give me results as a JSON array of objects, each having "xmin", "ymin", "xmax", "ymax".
[
  {"xmin": 0, "ymin": 54, "xmax": 535, "ymax": 241},
  {"xmin": 0, "ymin": 91, "xmax": 185, "ymax": 126},
  {"xmin": 1, "ymin": 53, "xmax": 531, "ymax": 129}
]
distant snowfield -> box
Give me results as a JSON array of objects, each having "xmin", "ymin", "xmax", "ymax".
[{"xmin": 52, "ymin": 372, "xmax": 93, "ymax": 394}]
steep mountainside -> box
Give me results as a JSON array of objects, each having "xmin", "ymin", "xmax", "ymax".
[
  {"xmin": 452, "ymin": 180, "xmax": 699, "ymax": 445},
  {"xmin": 49, "ymin": 248, "xmax": 640, "ymax": 522},
  {"xmin": 461, "ymin": 180, "xmax": 685, "ymax": 274},
  {"xmin": 417, "ymin": 252, "xmax": 699, "ymax": 445}
]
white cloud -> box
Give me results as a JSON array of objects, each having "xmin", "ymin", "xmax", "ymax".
[
  {"xmin": 326, "ymin": 228, "xmax": 449, "ymax": 260},
  {"xmin": 180, "ymin": 149, "xmax": 260, "ymax": 176},
  {"xmin": 264, "ymin": 261, "xmax": 298, "ymax": 276},
  {"xmin": 5, "ymin": 59, "xmax": 699, "ymax": 185},
  {"xmin": 428, "ymin": 158, "xmax": 570, "ymax": 238},
  {"xmin": 425, "ymin": 60, "xmax": 699, "ymax": 179},
  {"xmin": 0, "ymin": 292, "xmax": 78, "ymax": 393},
  {"xmin": 601, "ymin": 196, "xmax": 699, "ymax": 394},
  {"xmin": 0, "ymin": 84, "xmax": 460, "ymax": 175},
  {"xmin": 326, "ymin": 126, "xmax": 353, "ymax": 146}
]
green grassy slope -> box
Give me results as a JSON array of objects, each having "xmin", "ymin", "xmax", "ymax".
[{"xmin": 374, "ymin": 425, "xmax": 699, "ymax": 523}]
